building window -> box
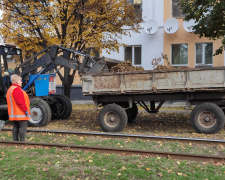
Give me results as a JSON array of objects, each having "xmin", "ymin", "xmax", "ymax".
[
  {"xmin": 172, "ymin": 0, "xmax": 185, "ymax": 18},
  {"xmin": 171, "ymin": 44, "xmax": 188, "ymax": 65},
  {"xmin": 196, "ymin": 43, "xmax": 213, "ymax": 65},
  {"xmin": 124, "ymin": 46, "xmax": 142, "ymax": 65},
  {"xmin": 127, "ymin": 0, "xmax": 142, "ymax": 21}
]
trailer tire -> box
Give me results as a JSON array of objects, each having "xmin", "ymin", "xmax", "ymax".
[
  {"xmin": 28, "ymin": 98, "xmax": 52, "ymax": 127},
  {"xmin": 191, "ymin": 102, "xmax": 225, "ymax": 134},
  {"xmin": 98, "ymin": 104, "xmax": 128, "ymax": 132},
  {"xmin": 50, "ymin": 94, "xmax": 72, "ymax": 120},
  {"xmin": 126, "ymin": 103, "xmax": 138, "ymax": 123}
]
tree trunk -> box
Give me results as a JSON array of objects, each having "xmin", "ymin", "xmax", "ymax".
[
  {"xmin": 62, "ymin": 51, "xmax": 76, "ymax": 99},
  {"xmin": 63, "ymin": 67, "xmax": 76, "ymax": 98},
  {"xmin": 63, "ymin": 72, "xmax": 72, "ymax": 98}
]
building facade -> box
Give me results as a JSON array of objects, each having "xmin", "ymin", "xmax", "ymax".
[
  {"xmin": 102, "ymin": 0, "xmax": 164, "ymax": 70},
  {"xmin": 164, "ymin": 0, "xmax": 224, "ymax": 68},
  {"xmin": 102, "ymin": 0, "xmax": 224, "ymax": 69}
]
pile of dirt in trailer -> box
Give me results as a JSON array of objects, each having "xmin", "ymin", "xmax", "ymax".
[
  {"xmin": 154, "ymin": 65, "xmax": 189, "ymax": 70},
  {"xmin": 154, "ymin": 65, "xmax": 174, "ymax": 70},
  {"xmin": 110, "ymin": 60, "xmax": 144, "ymax": 72},
  {"xmin": 110, "ymin": 60, "xmax": 188, "ymax": 72}
]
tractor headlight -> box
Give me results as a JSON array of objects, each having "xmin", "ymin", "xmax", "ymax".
[
  {"xmin": 17, "ymin": 49, "xmax": 20, "ymax": 55},
  {"xmin": 4, "ymin": 47, "xmax": 8, "ymax": 53}
]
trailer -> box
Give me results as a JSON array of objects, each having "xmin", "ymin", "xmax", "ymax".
[{"xmin": 82, "ymin": 67, "xmax": 225, "ymax": 134}]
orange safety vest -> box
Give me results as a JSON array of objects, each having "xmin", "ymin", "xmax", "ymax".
[{"xmin": 6, "ymin": 85, "xmax": 30, "ymax": 121}]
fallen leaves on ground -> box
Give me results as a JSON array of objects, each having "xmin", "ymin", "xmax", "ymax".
[{"xmin": 4, "ymin": 105, "xmax": 225, "ymax": 139}]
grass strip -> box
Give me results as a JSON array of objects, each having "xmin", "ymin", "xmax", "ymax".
[
  {"xmin": 1, "ymin": 132, "xmax": 225, "ymax": 156},
  {"xmin": 0, "ymin": 145, "xmax": 225, "ymax": 180}
]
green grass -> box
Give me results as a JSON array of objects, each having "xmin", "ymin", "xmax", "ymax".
[
  {"xmin": 1, "ymin": 106, "xmax": 225, "ymax": 179},
  {"xmin": 0, "ymin": 145, "xmax": 225, "ymax": 180}
]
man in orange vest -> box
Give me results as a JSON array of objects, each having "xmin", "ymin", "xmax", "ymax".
[{"xmin": 6, "ymin": 74, "xmax": 30, "ymax": 141}]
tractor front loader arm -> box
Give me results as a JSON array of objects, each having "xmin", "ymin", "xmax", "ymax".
[{"xmin": 16, "ymin": 45, "xmax": 108, "ymax": 78}]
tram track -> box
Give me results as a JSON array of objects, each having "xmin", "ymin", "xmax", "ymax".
[
  {"xmin": 0, "ymin": 140, "xmax": 224, "ymax": 163},
  {"xmin": 2, "ymin": 128, "xmax": 225, "ymax": 163},
  {"xmin": 2, "ymin": 128, "xmax": 225, "ymax": 146}
]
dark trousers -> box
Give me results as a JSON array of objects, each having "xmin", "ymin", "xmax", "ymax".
[{"xmin": 12, "ymin": 121, "xmax": 28, "ymax": 141}]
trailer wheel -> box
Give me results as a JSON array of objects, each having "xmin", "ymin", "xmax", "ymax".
[
  {"xmin": 50, "ymin": 94, "xmax": 72, "ymax": 120},
  {"xmin": 98, "ymin": 104, "xmax": 128, "ymax": 132},
  {"xmin": 28, "ymin": 98, "xmax": 52, "ymax": 127},
  {"xmin": 126, "ymin": 103, "xmax": 138, "ymax": 123},
  {"xmin": 191, "ymin": 102, "xmax": 225, "ymax": 134}
]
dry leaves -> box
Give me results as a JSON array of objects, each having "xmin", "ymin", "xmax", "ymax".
[
  {"xmin": 110, "ymin": 60, "xmax": 144, "ymax": 72},
  {"xmin": 42, "ymin": 168, "xmax": 49, "ymax": 172}
]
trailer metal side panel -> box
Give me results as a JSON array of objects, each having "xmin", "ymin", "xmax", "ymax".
[
  {"xmin": 82, "ymin": 68, "xmax": 225, "ymax": 95},
  {"xmin": 123, "ymin": 74, "xmax": 153, "ymax": 91},
  {"xmin": 94, "ymin": 75, "xmax": 121, "ymax": 90},
  {"xmin": 188, "ymin": 70, "xmax": 225, "ymax": 88},
  {"xmin": 155, "ymin": 71, "xmax": 186, "ymax": 90}
]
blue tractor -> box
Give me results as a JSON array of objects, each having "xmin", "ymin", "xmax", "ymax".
[{"xmin": 0, "ymin": 44, "xmax": 108, "ymax": 127}]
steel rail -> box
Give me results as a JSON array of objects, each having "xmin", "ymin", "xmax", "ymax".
[
  {"xmin": 2, "ymin": 128, "xmax": 225, "ymax": 146},
  {"xmin": 0, "ymin": 140, "xmax": 224, "ymax": 163}
]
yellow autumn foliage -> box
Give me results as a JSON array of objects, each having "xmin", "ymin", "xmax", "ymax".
[{"xmin": 0, "ymin": 0, "xmax": 141, "ymax": 55}]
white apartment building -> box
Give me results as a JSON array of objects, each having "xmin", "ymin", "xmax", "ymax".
[{"xmin": 102, "ymin": 0, "xmax": 224, "ymax": 70}]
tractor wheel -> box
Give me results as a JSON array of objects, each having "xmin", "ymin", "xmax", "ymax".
[
  {"xmin": 28, "ymin": 98, "xmax": 52, "ymax": 127},
  {"xmin": 98, "ymin": 103, "xmax": 128, "ymax": 132},
  {"xmin": 0, "ymin": 113, "xmax": 9, "ymax": 120},
  {"xmin": 50, "ymin": 94, "xmax": 72, "ymax": 120},
  {"xmin": 191, "ymin": 102, "xmax": 225, "ymax": 134}
]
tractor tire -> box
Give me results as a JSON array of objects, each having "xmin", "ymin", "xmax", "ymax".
[
  {"xmin": 98, "ymin": 103, "xmax": 128, "ymax": 132},
  {"xmin": 50, "ymin": 94, "xmax": 72, "ymax": 120},
  {"xmin": 28, "ymin": 98, "xmax": 52, "ymax": 127},
  {"xmin": 0, "ymin": 113, "xmax": 9, "ymax": 120},
  {"xmin": 126, "ymin": 103, "xmax": 138, "ymax": 123},
  {"xmin": 191, "ymin": 102, "xmax": 225, "ymax": 134}
]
